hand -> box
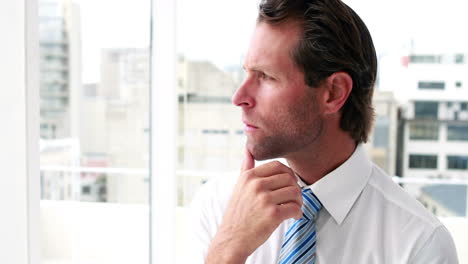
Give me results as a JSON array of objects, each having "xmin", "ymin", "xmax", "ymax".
[{"xmin": 205, "ymin": 148, "xmax": 303, "ymax": 264}]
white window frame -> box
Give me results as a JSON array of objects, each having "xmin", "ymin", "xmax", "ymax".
[
  {"xmin": 150, "ymin": 0, "xmax": 178, "ymax": 263},
  {"xmin": 0, "ymin": 0, "xmax": 40, "ymax": 263},
  {"xmin": 2, "ymin": 0, "xmax": 178, "ymax": 263}
]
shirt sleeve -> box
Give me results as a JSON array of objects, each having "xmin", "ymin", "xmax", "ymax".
[
  {"xmin": 188, "ymin": 184, "xmax": 214, "ymax": 264},
  {"xmin": 188, "ymin": 178, "xmax": 230, "ymax": 264},
  {"xmin": 410, "ymin": 225, "xmax": 459, "ymax": 264}
]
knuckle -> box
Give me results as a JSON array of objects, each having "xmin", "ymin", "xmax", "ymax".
[
  {"xmin": 279, "ymin": 173, "xmax": 294, "ymax": 186},
  {"xmin": 288, "ymin": 176, "xmax": 298, "ymax": 186},
  {"xmin": 266, "ymin": 205, "xmax": 279, "ymax": 218},
  {"xmin": 286, "ymin": 186, "xmax": 299, "ymax": 196},
  {"xmin": 259, "ymin": 192, "xmax": 271, "ymax": 205},
  {"xmin": 251, "ymin": 178, "xmax": 263, "ymax": 192},
  {"xmin": 243, "ymin": 170, "xmax": 254, "ymax": 179},
  {"xmin": 294, "ymin": 187, "xmax": 302, "ymax": 196}
]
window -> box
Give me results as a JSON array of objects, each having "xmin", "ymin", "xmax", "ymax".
[
  {"xmin": 10, "ymin": 0, "xmax": 468, "ymax": 262},
  {"xmin": 447, "ymin": 124, "xmax": 468, "ymax": 141},
  {"xmin": 409, "ymin": 55, "xmax": 441, "ymax": 64},
  {"xmin": 175, "ymin": 0, "xmax": 256, "ymax": 210},
  {"xmin": 409, "ymin": 154, "xmax": 438, "ymax": 169},
  {"xmin": 418, "ymin": 81, "xmax": 445, "ymax": 90},
  {"xmin": 455, "ymin": 81, "xmax": 462, "ymax": 88},
  {"xmin": 202, "ymin": 129, "xmax": 229, "ymax": 134},
  {"xmin": 38, "ymin": 0, "xmax": 151, "ymax": 263},
  {"xmin": 447, "ymin": 156, "xmax": 468, "ymax": 170},
  {"xmin": 409, "ymin": 121, "xmax": 439, "ymax": 140},
  {"xmin": 461, "ymin": 102, "xmax": 468, "ymax": 111},
  {"xmin": 373, "ymin": 116, "xmax": 389, "ymax": 148},
  {"xmin": 455, "ymin": 54, "xmax": 464, "ymax": 64},
  {"xmin": 414, "ymin": 101, "xmax": 439, "ymax": 119}
]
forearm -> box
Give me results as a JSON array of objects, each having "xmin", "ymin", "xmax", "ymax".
[
  {"xmin": 205, "ymin": 249, "xmax": 248, "ymax": 264},
  {"xmin": 205, "ymin": 232, "xmax": 249, "ymax": 264}
]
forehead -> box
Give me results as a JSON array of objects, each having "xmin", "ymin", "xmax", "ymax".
[{"xmin": 244, "ymin": 21, "xmax": 302, "ymax": 74}]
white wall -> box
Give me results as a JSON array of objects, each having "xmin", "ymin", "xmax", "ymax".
[{"xmin": 0, "ymin": 0, "xmax": 39, "ymax": 263}]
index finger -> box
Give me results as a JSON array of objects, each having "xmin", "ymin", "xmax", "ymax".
[
  {"xmin": 254, "ymin": 160, "xmax": 296, "ymax": 181},
  {"xmin": 242, "ymin": 147, "xmax": 255, "ymax": 172}
]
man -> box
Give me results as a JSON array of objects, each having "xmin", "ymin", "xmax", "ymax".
[{"xmin": 191, "ymin": 0, "xmax": 459, "ymax": 263}]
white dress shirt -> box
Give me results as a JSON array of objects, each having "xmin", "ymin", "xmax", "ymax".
[{"xmin": 190, "ymin": 145, "xmax": 459, "ymax": 263}]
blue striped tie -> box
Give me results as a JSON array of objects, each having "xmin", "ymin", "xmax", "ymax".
[{"xmin": 278, "ymin": 188, "xmax": 322, "ymax": 264}]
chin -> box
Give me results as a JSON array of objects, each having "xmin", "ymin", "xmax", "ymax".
[{"xmin": 249, "ymin": 145, "xmax": 285, "ymax": 161}]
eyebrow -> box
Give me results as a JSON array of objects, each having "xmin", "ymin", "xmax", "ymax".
[{"xmin": 243, "ymin": 64, "xmax": 278, "ymax": 76}]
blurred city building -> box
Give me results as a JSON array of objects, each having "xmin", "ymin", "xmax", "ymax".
[
  {"xmin": 396, "ymin": 52, "xmax": 468, "ymax": 199},
  {"xmin": 419, "ymin": 184, "xmax": 467, "ymax": 217},
  {"xmin": 177, "ymin": 57, "xmax": 243, "ymax": 205},
  {"xmin": 364, "ymin": 91, "xmax": 399, "ymax": 176},
  {"xmin": 80, "ymin": 48, "xmax": 150, "ymax": 203},
  {"xmin": 39, "ymin": 0, "xmax": 81, "ymax": 139},
  {"xmin": 39, "ymin": 0, "xmax": 82, "ymax": 200}
]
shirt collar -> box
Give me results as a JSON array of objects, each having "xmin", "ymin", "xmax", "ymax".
[{"xmin": 295, "ymin": 144, "xmax": 372, "ymax": 225}]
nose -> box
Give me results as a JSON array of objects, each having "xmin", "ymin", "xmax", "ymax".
[{"xmin": 232, "ymin": 77, "xmax": 255, "ymax": 108}]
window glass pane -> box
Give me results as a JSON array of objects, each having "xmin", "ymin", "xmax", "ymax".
[
  {"xmin": 447, "ymin": 124, "xmax": 468, "ymax": 141},
  {"xmin": 409, "ymin": 55, "xmax": 441, "ymax": 64},
  {"xmin": 39, "ymin": 0, "xmax": 150, "ymax": 263},
  {"xmin": 409, "ymin": 154, "xmax": 438, "ymax": 169},
  {"xmin": 420, "ymin": 184, "xmax": 467, "ymax": 217},
  {"xmin": 455, "ymin": 54, "xmax": 465, "ymax": 64},
  {"xmin": 173, "ymin": 0, "xmax": 468, "ymax": 262},
  {"xmin": 418, "ymin": 81, "xmax": 445, "ymax": 90},
  {"xmin": 409, "ymin": 121, "xmax": 439, "ymax": 140},
  {"xmin": 175, "ymin": 0, "xmax": 255, "ymax": 206},
  {"xmin": 447, "ymin": 156, "xmax": 468, "ymax": 170},
  {"xmin": 373, "ymin": 116, "xmax": 389, "ymax": 148},
  {"xmin": 414, "ymin": 101, "xmax": 439, "ymax": 119},
  {"xmin": 397, "ymin": 181, "xmax": 467, "ymax": 218}
]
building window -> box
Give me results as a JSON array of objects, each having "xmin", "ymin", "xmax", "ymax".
[
  {"xmin": 455, "ymin": 81, "xmax": 462, "ymax": 88},
  {"xmin": 455, "ymin": 54, "xmax": 464, "ymax": 64},
  {"xmin": 409, "ymin": 55, "xmax": 441, "ymax": 64},
  {"xmin": 461, "ymin": 102, "xmax": 468, "ymax": 111},
  {"xmin": 409, "ymin": 154, "xmax": 438, "ymax": 169},
  {"xmin": 409, "ymin": 121, "xmax": 439, "ymax": 140},
  {"xmin": 447, "ymin": 155, "xmax": 468, "ymax": 170},
  {"xmin": 414, "ymin": 101, "xmax": 439, "ymax": 119},
  {"xmin": 202, "ymin": 129, "xmax": 229, "ymax": 134},
  {"xmin": 418, "ymin": 81, "xmax": 445, "ymax": 90},
  {"xmin": 373, "ymin": 116, "xmax": 389, "ymax": 148},
  {"xmin": 82, "ymin": 185, "xmax": 91, "ymax": 194},
  {"xmin": 447, "ymin": 124, "xmax": 468, "ymax": 141}
]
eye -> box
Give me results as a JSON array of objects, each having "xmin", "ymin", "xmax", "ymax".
[{"xmin": 259, "ymin": 72, "xmax": 273, "ymax": 81}]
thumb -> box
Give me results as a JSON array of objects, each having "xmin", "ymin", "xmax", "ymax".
[{"xmin": 242, "ymin": 147, "xmax": 255, "ymax": 172}]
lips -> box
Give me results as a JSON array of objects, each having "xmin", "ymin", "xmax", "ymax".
[
  {"xmin": 243, "ymin": 120, "xmax": 259, "ymax": 129},
  {"xmin": 243, "ymin": 120, "xmax": 259, "ymax": 133}
]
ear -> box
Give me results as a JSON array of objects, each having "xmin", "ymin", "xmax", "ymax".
[{"xmin": 321, "ymin": 72, "xmax": 353, "ymax": 115}]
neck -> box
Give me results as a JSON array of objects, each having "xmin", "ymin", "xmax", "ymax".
[{"xmin": 285, "ymin": 128, "xmax": 357, "ymax": 185}]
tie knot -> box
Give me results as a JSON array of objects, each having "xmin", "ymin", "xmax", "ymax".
[{"xmin": 301, "ymin": 188, "xmax": 322, "ymax": 221}]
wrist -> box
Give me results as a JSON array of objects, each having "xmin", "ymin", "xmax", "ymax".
[{"xmin": 205, "ymin": 235, "xmax": 249, "ymax": 264}]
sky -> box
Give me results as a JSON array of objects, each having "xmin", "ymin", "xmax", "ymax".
[{"xmin": 74, "ymin": 0, "xmax": 468, "ymax": 84}]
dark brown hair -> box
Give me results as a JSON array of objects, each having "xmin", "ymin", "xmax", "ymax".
[{"xmin": 258, "ymin": 0, "xmax": 377, "ymax": 143}]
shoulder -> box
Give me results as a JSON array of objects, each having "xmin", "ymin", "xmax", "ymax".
[
  {"xmin": 364, "ymin": 164, "xmax": 458, "ymax": 262},
  {"xmin": 188, "ymin": 173, "xmax": 239, "ymax": 262},
  {"xmin": 190, "ymin": 172, "xmax": 238, "ymax": 229},
  {"xmin": 366, "ymin": 164, "xmax": 442, "ymax": 228}
]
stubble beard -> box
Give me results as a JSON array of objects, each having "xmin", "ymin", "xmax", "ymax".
[{"xmin": 248, "ymin": 94, "xmax": 323, "ymax": 161}]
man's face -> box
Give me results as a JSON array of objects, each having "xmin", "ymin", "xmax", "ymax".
[{"xmin": 232, "ymin": 21, "xmax": 324, "ymax": 160}]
